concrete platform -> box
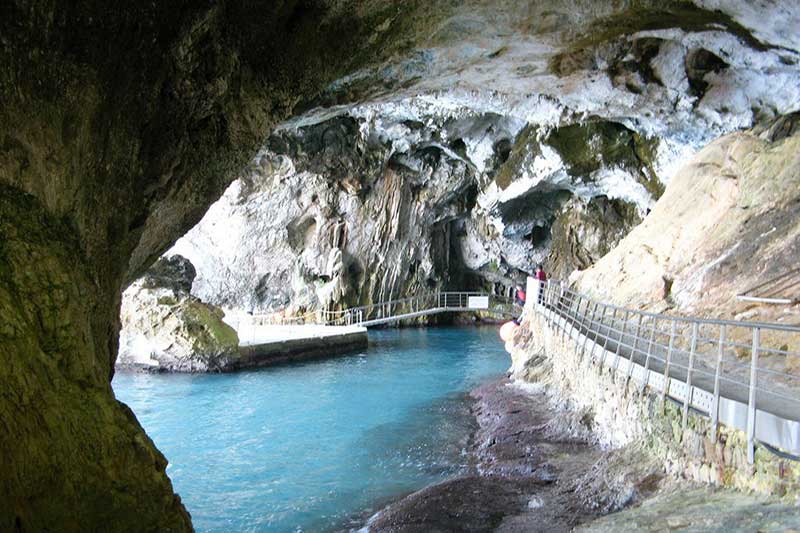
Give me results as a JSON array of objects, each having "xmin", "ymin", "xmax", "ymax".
[{"xmin": 232, "ymin": 325, "xmax": 368, "ymax": 368}]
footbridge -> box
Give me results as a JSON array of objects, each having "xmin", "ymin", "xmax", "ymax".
[
  {"xmin": 254, "ymin": 291, "xmax": 522, "ymax": 328},
  {"xmin": 528, "ymin": 278, "xmax": 800, "ymax": 464}
]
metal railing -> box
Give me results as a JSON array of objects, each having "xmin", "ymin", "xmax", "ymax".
[
  {"xmin": 249, "ymin": 291, "xmax": 522, "ymax": 328},
  {"xmin": 530, "ymin": 278, "xmax": 800, "ymax": 463},
  {"xmin": 250, "ymin": 309, "xmax": 320, "ymax": 326},
  {"xmin": 316, "ymin": 291, "xmax": 520, "ymax": 327}
]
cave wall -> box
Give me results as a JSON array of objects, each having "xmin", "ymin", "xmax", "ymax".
[
  {"xmin": 572, "ymin": 114, "xmax": 800, "ymax": 354},
  {"xmin": 0, "ymin": 1, "xmax": 422, "ymax": 529},
  {"xmin": 2, "ymin": 0, "xmax": 800, "ymax": 529},
  {"xmin": 170, "ymin": 113, "xmax": 482, "ymax": 315},
  {"xmin": 169, "ymin": 109, "xmax": 663, "ymax": 315},
  {"xmin": 166, "ymin": 1, "xmax": 800, "ymax": 317}
]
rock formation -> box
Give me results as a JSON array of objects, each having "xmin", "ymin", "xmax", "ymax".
[
  {"xmin": 118, "ymin": 256, "xmax": 240, "ymax": 372},
  {"xmin": 2, "ymin": 0, "xmax": 799, "ymax": 530},
  {"xmin": 573, "ymin": 113, "xmax": 800, "ymax": 355},
  {"xmin": 171, "ymin": 1, "xmax": 800, "ymax": 316}
]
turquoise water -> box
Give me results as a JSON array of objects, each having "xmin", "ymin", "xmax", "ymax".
[{"xmin": 112, "ymin": 326, "xmax": 508, "ymax": 532}]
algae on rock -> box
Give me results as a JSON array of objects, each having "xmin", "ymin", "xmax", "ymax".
[{"xmin": 119, "ymin": 255, "xmax": 240, "ymax": 372}]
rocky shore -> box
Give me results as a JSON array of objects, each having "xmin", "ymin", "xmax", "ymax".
[
  {"xmin": 364, "ymin": 377, "xmax": 800, "ymax": 532},
  {"xmin": 364, "ymin": 378, "xmax": 652, "ymax": 531}
]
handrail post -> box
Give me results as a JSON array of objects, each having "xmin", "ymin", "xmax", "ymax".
[
  {"xmin": 711, "ymin": 325, "xmax": 726, "ymax": 439},
  {"xmin": 612, "ymin": 310, "xmax": 630, "ymax": 377},
  {"xmin": 682, "ymin": 322, "xmax": 698, "ymax": 430},
  {"xmin": 561, "ymin": 289, "xmax": 573, "ymax": 342},
  {"xmin": 545, "ymin": 281, "xmax": 554, "ymax": 322},
  {"xmin": 589, "ymin": 305, "xmax": 607, "ymax": 364},
  {"xmin": 569, "ymin": 292, "xmax": 580, "ymax": 341},
  {"xmin": 580, "ymin": 302, "xmax": 599, "ymax": 361},
  {"xmin": 640, "ymin": 317, "xmax": 658, "ymax": 392},
  {"xmin": 600, "ymin": 308, "xmax": 617, "ymax": 371},
  {"xmin": 625, "ymin": 314, "xmax": 643, "ymax": 388},
  {"xmin": 747, "ymin": 327, "xmax": 760, "ymax": 465},
  {"xmin": 573, "ymin": 295, "xmax": 586, "ymax": 349},
  {"xmin": 542, "ymin": 281, "xmax": 550, "ymax": 321},
  {"xmin": 661, "ymin": 320, "xmax": 677, "ymax": 410}
]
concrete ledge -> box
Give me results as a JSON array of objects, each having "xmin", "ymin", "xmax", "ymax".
[{"xmin": 233, "ymin": 325, "xmax": 368, "ymax": 369}]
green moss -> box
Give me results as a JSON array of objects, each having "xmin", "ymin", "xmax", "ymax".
[
  {"xmin": 478, "ymin": 118, "xmax": 664, "ymax": 201},
  {"xmin": 181, "ymin": 301, "xmax": 239, "ymax": 353},
  {"xmin": 543, "ymin": 121, "xmax": 664, "ymax": 199},
  {"xmin": 156, "ymin": 296, "xmax": 178, "ymax": 306},
  {"xmin": 632, "ymin": 132, "xmax": 666, "ymax": 199},
  {"xmin": 0, "ymin": 187, "xmax": 191, "ymax": 531},
  {"xmin": 494, "ymin": 124, "xmax": 540, "ymax": 190}
]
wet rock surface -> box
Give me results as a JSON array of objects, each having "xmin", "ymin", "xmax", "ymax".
[
  {"xmin": 368, "ymin": 377, "xmax": 800, "ymax": 532},
  {"xmin": 576, "ymin": 486, "xmax": 800, "ymax": 532},
  {"xmin": 367, "ymin": 379, "xmax": 655, "ymax": 532}
]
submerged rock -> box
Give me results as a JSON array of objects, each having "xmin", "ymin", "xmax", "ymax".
[{"xmin": 119, "ymin": 256, "xmax": 240, "ymax": 372}]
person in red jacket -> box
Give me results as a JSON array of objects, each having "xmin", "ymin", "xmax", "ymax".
[
  {"xmin": 515, "ymin": 284, "xmax": 526, "ymax": 307},
  {"xmin": 513, "ymin": 283, "xmax": 526, "ymax": 325}
]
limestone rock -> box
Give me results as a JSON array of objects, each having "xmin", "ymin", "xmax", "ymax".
[
  {"xmin": 140, "ymin": 255, "xmax": 197, "ymax": 295},
  {"xmin": 118, "ymin": 256, "xmax": 240, "ymax": 372},
  {"xmin": 171, "ymin": 1, "xmax": 800, "ymax": 315},
  {"xmin": 573, "ymin": 114, "xmax": 800, "ymax": 310},
  {"xmin": 548, "ymin": 196, "xmax": 642, "ymax": 279},
  {"xmin": 573, "ymin": 113, "xmax": 800, "ymax": 354}
]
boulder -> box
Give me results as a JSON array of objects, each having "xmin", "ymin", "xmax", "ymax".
[{"xmin": 118, "ymin": 256, "xmax": 240, "ymax": 372}]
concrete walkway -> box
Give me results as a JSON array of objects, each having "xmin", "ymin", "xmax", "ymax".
[{"xmin": 232, "ymin": 324, "xmax": 368, "ymax": 368}]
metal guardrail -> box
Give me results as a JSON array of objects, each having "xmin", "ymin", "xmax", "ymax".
[
  {"xmin": 530, "ymin": 278, "xmax": 800, "ymax": 463},
  {"xmin": 250, "ymin": 309, "xmax": 319, "ymax": 326},
  {"xmin": 320, "ymin": 291, "xmax": 520, "ymax": 327},
  {"xmin": 249, "ymin": 291, "xmax": 522, "ymax": 327}
]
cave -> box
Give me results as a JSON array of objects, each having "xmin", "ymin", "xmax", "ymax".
[{"xmin": 2, "ymin": 1, "xmax": 800, "ymax": 531}]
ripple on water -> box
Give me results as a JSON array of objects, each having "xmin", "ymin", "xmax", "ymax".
[{"xmin": 113, "ymin": 326, "xmax": 508, "ymax": 532}]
